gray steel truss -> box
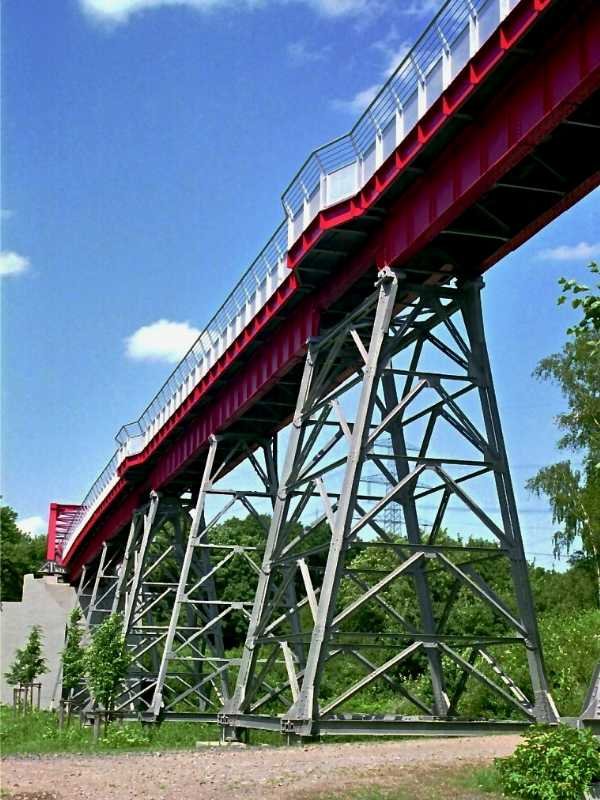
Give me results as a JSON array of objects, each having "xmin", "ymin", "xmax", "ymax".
[
  {"xmin": 218, "ymin": 269, "xmax": 558, "ymax": 737},
  {"xmin": 146, "ymin": 435, "xmax": 279, "ymax": 721},
  {"xmin": 70, "ymin": 269, "xmax": 559, "ymax": 736},
  {"xmin": 75, "ymin": 435, "xmax": 289, "ymax": 720}
]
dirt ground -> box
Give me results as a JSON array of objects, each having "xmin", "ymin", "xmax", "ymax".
[{"xmin": 1, "ymin": 735, "xmax": 520, "ymax": 800}]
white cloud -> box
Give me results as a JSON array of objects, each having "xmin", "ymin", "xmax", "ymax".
[
  {"xmin": 332, "ymin": 30, "xmax": 411, "ymax": 114},
  {"xmin": 81, "ymin": 0, "xmax": 232, "ymax": 23},
  {"xmin": 0, "ymin": 250, "xmax": 30, "ymax": 278},
  {"xmin": 80, "ymin": 0, "xmax": 377, "ymax": 23},
  {"xmin": 126, "ymin": 319, "xmax": 201, "ymax": 364},
  {"xmin": 537, "ymin": 242, "xmax": 600, "ymax": 261},
  {"xmin": 306, "ymin": 0, "xmax": 372, "ymax": 15},
  {"xmin": 19, "ymin": 515, "xmax": 47, "ymax": 537},
  {"xmin": 332, "ymin": 83, "xmax": 379, "ymax": 113},
  {"xmin": 382, "ymin": 42, "xmax": 411, "ymax": 77},
  {"xmin": 287, "ymin": 39, "xmax": 329, "ymax": 66},
  {"xmin": 398, "ymin": 0, "xmax": 441, "ymax": 16}
]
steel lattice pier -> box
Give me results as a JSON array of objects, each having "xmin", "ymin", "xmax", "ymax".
[{"xmin": 71, "ymin": 272, "xmax": 561, "ymax": 736}]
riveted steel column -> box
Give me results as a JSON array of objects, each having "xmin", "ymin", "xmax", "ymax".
[
  {"xmin": 284, "ymin": 269, "xmax": 399, "ymax": 732},
  {"xmin": 122, "ymin": 491, "xmax": 160, "ymax": 636},
  {"xmin": 580, "ymin": 661, "xmax": 600, "ymax": 731},
  {"xmin": 460, "ymin": 278, "xmax": 558, "ymax": 723},
  {"xmin": 111, "ymin": 513, "xmax": 143, "ymax": 615},
  {"xmin": 150, "ymin": 437, "xmax": 219, "ymax": 718},
  {"xmin": 86, "ymin": 543, "xmax": 109, "ymax": 626},
  {"xmin": 223, "ymin": 337, "xmax": 321, "ymax": 717},
  {"xmin": 382, "ymin": 370, "xmax": 449, "ymax": 716}
]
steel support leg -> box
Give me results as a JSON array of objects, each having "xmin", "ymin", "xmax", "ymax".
[
  {"xmin": 86, "ymin": 542, "xmax": 121, "ymax": 627},
  {"xmin": 151, "ymin": 437, "xmax": 220, "ymax": 717},
  {"xmin": 285, "ymin": 271, "xmax": 399, "ymax": 729},
  {"xmin": 382, "ymin": 370, "xmax": 449, "ymax": 716},
  {"xmin": 142, "ymin": 435, "xmax": 275, "ymax": 721},
  {"xmin": 460, "ymin": 279, "xmax": 558, "ymax": 723},
  {"xmin": 222, "ymin": 335, "xmax": 321, "ymax": 718},
  {"xmin": 121, "ymin": 492, "xmax": 160, "ymax": 635}
]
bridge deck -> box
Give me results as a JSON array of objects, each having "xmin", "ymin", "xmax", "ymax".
[{"xmin": 52, "ymin": 0, "xmax": 600, "ymax": 580}]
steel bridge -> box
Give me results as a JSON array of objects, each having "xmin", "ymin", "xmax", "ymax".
[{"xmin": 46, "ymin": 0, "xmax": 600, "ymax": 738}]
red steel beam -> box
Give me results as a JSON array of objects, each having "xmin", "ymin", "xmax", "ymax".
[{"xmin": 46, "ymin": 503, "xmax": 81, "ymax": 562}]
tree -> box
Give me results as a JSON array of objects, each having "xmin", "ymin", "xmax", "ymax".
[
  {"xmin": 557, "ymin": 261, "xmax": 600, "ymax": 358},
  {"xmin": 61, "ymin": 607, "xmax": 86, "ymax": 699},
  {"xmin": 527, "ymin": 262, "xmax": 600, "ymax": 605},
  {"xmin": 83, "ymin": 613, "xmax": 131, "ymax": 716},
  {"xmin": 4, "ymin": 625, "xmax": 48, "ymax": 686},
  {"xmin": 0, "ymin": 506, "xmax": 46, "ymax": 601}
]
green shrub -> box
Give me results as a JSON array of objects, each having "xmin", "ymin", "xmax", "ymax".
[
  {"xmin": 458, "ymin": 609, "xmax": 600, "ymax": 718},
  {"xmin": 496, "ymin": 724, "xmax": 600, "ymax": 800},
  {"xmin": 84, "ymin": 613, "xmax": 131, "ymax": 713},
  {"xmin": 4, "ymin": 625, "xmax": 48, "ymax": 686},
  {"xmin": 61, "ymin": 607, "xmax": 86, "ymax": 698},
  {"xmin": 100, "ymin": 723, "xmax": 150, "ymax": 748}
]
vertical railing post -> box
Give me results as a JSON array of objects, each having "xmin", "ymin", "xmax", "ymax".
[{"xmin": 122, "ymin": 492, "xmax": 160, "ymax": 636}]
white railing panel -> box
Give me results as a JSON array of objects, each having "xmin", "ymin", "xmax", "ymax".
[
  {"xmin": 363, "ymin": 143, "xmax": 377, "ymax": 183},
  {"xmin": 450, "ymin": 27, "xmax": 471, "ymax": 79},
  {"xmin": 327, "ymin": 162, "xmax": 357, "ymax": 206},
  {"xmin": 381, "ymin": 117, "xmax": 397, "ymax": 162},
  {"xmin": 425, "ymin": 57, "xmax": 444, "ymax": 110},
  {"xmin": 479, "ymin": 0, "xmax": 501, "ymax": 46}
]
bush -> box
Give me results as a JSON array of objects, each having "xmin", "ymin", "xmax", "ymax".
[
  {"xmin": 458, "ymin": 609, "xmax": 600, "ymax": 718},
  {"xmin": 4, "ymin": 625, "xmax": 48, "ymax": 686},
  {"xmin": 84, "ymin": 613, "xmax": 131, "ymax": 713},
  {"xmin": 61, "ymin": 607, "xmax": 86, "ymax": 698},
  {"xmin": 496, "ymin": 724, "xmax": 600, "ymax": 800},
  {"xmin": 100, "ymin": 723, "xmax": 150, "ymax": 748}
]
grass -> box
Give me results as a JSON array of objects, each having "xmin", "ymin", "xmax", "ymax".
[
  {"xmin": 455, "ymin": 764, "xmax": 504, "ymax": 795},
  {"xmin": 0, "ymin": 706, "xmax": 286, "ymax": 755},
  {"xmin": 293, "ymin": 764, "xmax": 505, "ymax": 800}
]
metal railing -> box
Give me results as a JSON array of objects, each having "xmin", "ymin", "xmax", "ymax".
[{"xmin": 62, "ymin": 0, "xmax": 517, "ymax": 557}]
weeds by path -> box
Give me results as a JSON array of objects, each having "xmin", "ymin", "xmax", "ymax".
[
  {"xmin": 295, "ymin": 764, "xmax": 504, "ymax": 800},
  {"xmin": 0, "ymin": 706, "xmax": 284, "ymax": 756}
]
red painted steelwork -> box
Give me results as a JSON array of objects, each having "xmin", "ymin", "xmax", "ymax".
[
  {"xmin": 62, "ymin": 0, "xmax": 600, "ymax": 579},
  {"xmin": 287, "ymin": 0, "xmax": 600, "ymax": 272},
  {"xmin": 119, "ymin": 275, "xmax": 300, "ymax": 477},
  {"xmin": 46, "ymin": 503, "xmax": 81, "ymax": 562}
]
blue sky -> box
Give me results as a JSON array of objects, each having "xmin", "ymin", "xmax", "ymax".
[{"xmin": 2, "ymin": 0, "xmax": 598, "ymax": 567}]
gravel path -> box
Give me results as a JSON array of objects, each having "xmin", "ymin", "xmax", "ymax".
[{"xmin": 2, "ymin": 735, "xmax": 520, "ymax": 800}]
